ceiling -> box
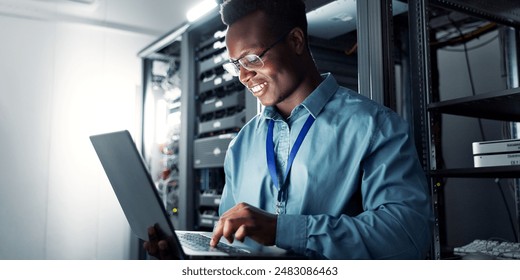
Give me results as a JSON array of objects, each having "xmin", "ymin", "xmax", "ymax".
[
  {"xmin": 0, "ymin": 0, "xmax": 194, "ymax": 36},
  {"xmin": 307, "ymin": 0, "xmax": 408, "ymax": 39},
  {"xmin": 0, "ymin": 0, "xmax": 411, "ymax": 40}
]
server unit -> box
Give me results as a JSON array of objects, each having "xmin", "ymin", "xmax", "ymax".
[{"xmin": 193, "ymin": 133, "xmax": 236, "ymax": 168}]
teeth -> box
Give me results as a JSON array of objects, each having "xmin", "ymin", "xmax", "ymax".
[{"xmin": 250, "ymin": 82, "xmax": 267, "ymax": 93}]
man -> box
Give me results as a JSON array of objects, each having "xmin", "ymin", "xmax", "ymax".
[{"xmin": 146, "ymin": 0, "xmax": 433, "ymax": 259}]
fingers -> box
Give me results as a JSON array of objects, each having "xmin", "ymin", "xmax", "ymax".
[
  {"xmin": 210, "ymin": 217, "xmax": 229, "ymax": 247},
  {"xmin": 143, "ymin": 225, "xmax": 174, "ymax": 259},
  {"xmin": 144, "ymin": 226, "xmax": 159, "ymax": 256},
  {"xmin": 210, "ymin": 203, "xmax": 277, "ymax": 247},
  {"xmin": 210, "ymin": 203, "xmax": 249, "ymax": 246},
  {"xmin": 148, "ymin": 226, "xmax": 158, "ymax": 242},
  {"xmin": 210, "ymin": 232, "xmax": 221, "ymax": 247},
  {"xmin": 158, "ymin": 240, "xmax": 172, "ymax": 260},
  {"xmin": 234, "ymin": 224, "xmax": 248, "ymax": 243}
]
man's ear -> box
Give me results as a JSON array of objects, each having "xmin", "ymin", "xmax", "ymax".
[{"xmin": 287, "ymin": 27, "xmax": 306, "ymax": 55}]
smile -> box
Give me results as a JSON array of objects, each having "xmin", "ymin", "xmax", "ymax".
[{"xmin": 249, "ymin": 82, "xmax": 268, "ymax": 94}]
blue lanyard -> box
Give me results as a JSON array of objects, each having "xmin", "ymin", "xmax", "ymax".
[{"xmin": 266, "ymin": 115, "xmax": 315, "ymax": 205}]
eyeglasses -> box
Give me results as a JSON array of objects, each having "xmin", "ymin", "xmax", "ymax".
[{"xmin": 222, "ymin": 31, "xmax": 289, "ymax": 77}]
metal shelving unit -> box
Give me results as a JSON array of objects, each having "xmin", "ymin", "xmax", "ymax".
[
  {"xmin": 427, "ymin": 87, "xmax": 520, "ymax": 122},
  {"xmin": 408, "ymin": 0, "xmax": 520, "ymax": 259},
  {"xmin": 430, "ymin": 166, "xmax": 520, "ymax": 178}
]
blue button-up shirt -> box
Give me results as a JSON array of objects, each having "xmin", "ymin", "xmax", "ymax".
[{"xmin": 219, "ymin": 73, "xmax": 433, "ymax": 259}]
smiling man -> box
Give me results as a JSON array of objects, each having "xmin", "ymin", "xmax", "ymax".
[{"xmin": 146, "ymin": 0, "xmax": 433, "ymax": 260}]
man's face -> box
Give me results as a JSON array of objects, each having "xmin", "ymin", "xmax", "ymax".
[{"xmin": 225, "ymin": 11, "xmax": 302, "ymax": 108}]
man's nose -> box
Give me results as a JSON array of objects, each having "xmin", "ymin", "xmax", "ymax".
[{"xmin": 239, "ymin": 67, "xmax": 256, "ymax": 85}]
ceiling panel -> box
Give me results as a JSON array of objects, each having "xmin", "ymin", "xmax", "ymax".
[{"xmin": 307, "ymin": 0, "xmax": 408, "ymax": 39}]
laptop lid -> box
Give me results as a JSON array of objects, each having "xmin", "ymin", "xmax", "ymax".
[{"xmin": 90, "ymin": 130, "xmax": 186, "ymax": 258}]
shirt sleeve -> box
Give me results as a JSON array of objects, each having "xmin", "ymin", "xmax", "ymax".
[{"xmin": 276, "ymin": 109, "xmax": 433, "ymax": 259}]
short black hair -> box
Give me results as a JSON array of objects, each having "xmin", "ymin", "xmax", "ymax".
[{"xmin": 220, "ymin": 0, "xmax": 307, "ymax": 39}]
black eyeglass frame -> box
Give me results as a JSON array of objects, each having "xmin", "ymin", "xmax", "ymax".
[{"xmin": 223, "ymin": 30, "xmax": 292, "ymax": 76}]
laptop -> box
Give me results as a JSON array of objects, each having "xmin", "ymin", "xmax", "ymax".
[{"xmin": 90, "ymin": 130, "xmax": 299, "ymax": 259}]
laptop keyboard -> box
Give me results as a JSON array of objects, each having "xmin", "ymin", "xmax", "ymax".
[
  {"xmin": 177, "ymin": 232, "xmax": 250, "ymax": 254},
  {"xmin": 454, "ymin": 239, "xmax": 520, "ymax": 259}
]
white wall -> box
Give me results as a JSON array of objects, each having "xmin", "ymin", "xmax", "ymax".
[{"xmin": 0, "ymin": 4, "xmax": 164, "ymax": 259}]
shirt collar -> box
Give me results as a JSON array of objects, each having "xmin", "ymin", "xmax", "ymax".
[{"xmin": 257, "ymin": 73, "xmax": 338, "ymax": 129}]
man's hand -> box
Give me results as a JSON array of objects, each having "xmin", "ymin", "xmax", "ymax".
[
  {"xmin": 210, "ymin": 202, "xmax": 277, "ymax": 247},
  {"xmin": 142, "ymin": 225, "xmax": 178, "ymax": 260}
]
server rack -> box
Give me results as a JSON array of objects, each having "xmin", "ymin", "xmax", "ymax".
[
  {"xmin": 138, "ymin": 12, "xmax": 258, "ymax": 232},
  {"xmin": 140, "ymin": 43, "xmax": 184, "ymax": 230},
  {"xmin": 192, "ymin": 17, "xmax": 258, "ymax": 230}
]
